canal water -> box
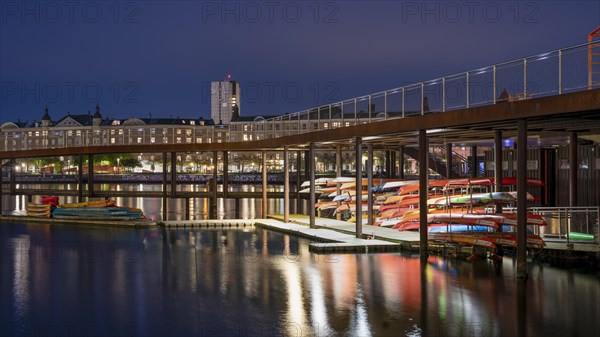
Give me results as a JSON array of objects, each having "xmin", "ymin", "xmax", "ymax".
[
  {"xmin": 4, "ymin": 184, "xmax": 307, "ymax": 221},
  {"xmin": 1, "ymin": 223, "xmax": 599, "ymax": 337}
]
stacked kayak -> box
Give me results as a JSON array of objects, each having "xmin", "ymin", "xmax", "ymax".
[
  {"xmin": 53, "ymin": 206, "xmax": 143, "ymax": 220},
  {"xmin": 27, "ymin": 203, "xmax": 52, "ymax": 218}
]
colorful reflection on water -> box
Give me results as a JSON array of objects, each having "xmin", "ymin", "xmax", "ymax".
[{"xmin": 1, "ymin": 223, "xmax": 598, "ymax": 336}]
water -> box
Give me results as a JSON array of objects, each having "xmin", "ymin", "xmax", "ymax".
[
  {"xmin": 1, "ymin": 223, "xmax": 599, "ymax": 337},
  {"xmin": 3, "ymin": 184, "xmax": 309, "ymax": 221}
]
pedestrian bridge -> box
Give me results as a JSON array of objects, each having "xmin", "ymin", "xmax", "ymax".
[{"xmin": 1, "ymin": 41, "xmax": 600, "ymax": 159}]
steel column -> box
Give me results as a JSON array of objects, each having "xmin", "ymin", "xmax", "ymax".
[
  {"xmin": 570, "ymin": 132, "xmax": 578, "ymax": 207},
  {"xmin": 399, "ymin": 146, "xmax": 405, "ymax": 179},
  {"xmin": 445, "ymin": 143, "xmax": 452, "ymax": 179},
  {"xmin": 223, "ymin": 151, "xmax": 229, "ymax": 199},
  {"xmin": 336, "ymin": 147, "xmax": 342, "ymax": 220},
  {"xmin": 78, "ymin": 154, "xmax": 83, "ymax": 201},
  {"xmin": 516, "ymin": 119, "xmax": 528, "ymax": 279},
  {"xmin": 162, "ymin": 152, "xmax": 167, "ymax": 219},
  {"xmin": 494, "ymin": 131, "xmax": 504, "ymax": 217},
  {"xmin": 262, "ymin": 150, "xmax": 268, "ymax": 218},
  {"xmin": 419, "ymin": 130, "xmax": 428, "ymax": 257},
  {"xmin": 367, "ymin": 144, "xmax": 374, "ymax": 226},
  {"xmin": 283, "ymin": 146, "xmax": 290, "ymax": 222},
  {"xmin": 170, "ymin": 152, "xmax": 177, "ymax": 198},
  {"xmin": 212, "ymin": 151, "xmax": 218, "ymax": 219},
  {"xmin": 87, "ymin": 154, "xmax": 94, "ymax": 198},
  {"xmin": 309, "ymin": 143, "xmax": 316, "ymax": 228},
  {"xmin": 355, "ymin": 137, "xmax": 363, "ymax": 238}
]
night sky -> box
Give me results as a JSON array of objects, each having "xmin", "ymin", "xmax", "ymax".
[{"xmin": 0, "ymin": 0, "xmax": 599, "ymax": 124}]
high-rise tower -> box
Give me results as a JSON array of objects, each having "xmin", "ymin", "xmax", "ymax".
[{"xmin": 211, "ymin": 75, "xmax": 240, "ymax": 124}]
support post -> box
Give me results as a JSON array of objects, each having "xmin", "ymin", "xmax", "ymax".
[
  {"xmin": 283, "ymin": 146, "xmax": 290, "ymax": 222},
  {"xmin": 494, "ymin": 131, "xmax": 504, "ymax": 218},
  {"xmin": 355, "ymin": 137, "xmax": 363, "ymax": 238},
  {"xmin": 170, "ymin": 152, "xmax": 177, "ymax": 198},
  {"xmin": 87, "ymin": 154, "xmax": 94, "ymax": 198},
  {"xmin": 385, "ymin": 150, "xmax": 391, "ymax": 178},
  {"xmin": 185, "ymin": 197, "xmax": 190, "ymax": 220},
  {"xmin": 336, "ymin": 147, "xmax": 342, "ymax": 220},
  {"xmin": 516, "ymin": 119, "xmax": 528, "ymax": 279},
  {"xmin": 212, "ymin": 151, "xmax": 218, "ymax": 219},
  {"xmin": 262, "ymin": 150, "xmax": 268, "ymax": 219},
  {"xmin": 471, "ymin": 145, "xmax": 478, "ymax": 178},
  {"xmin": 296, "ymin": 151, "xmax": 302, "ymax": 214},
  {"xmin": 367, "ymin": 144, "xmax": 374, "ymax": 226},
  {"xmin": 78, "ymin": 155, "xmax": 84, "ymax": 201},
  {"xmin": 304, "ymin": 150, "xmax": 310, "ymax": 183},
  {"xmin": 399, "ymin": 146, "xmax": 405, "ymax": 179},
  {"xmin": 445, "ymin": 143, "xmax": 453, "ymax": 179},
  {"xmin": 0, "ymin": 162, "xmax": 3, "ymax": 214},
  {"xmin": 162, "ymin": 152, "xmax": 168, "ymax": 220},
  {"xmin": 9, "ymin": 162, "xmax": 15, "ymax": 195},
  {"xmin": 223, "ymin": 151, "xmax": 229, "ymax": 199},
  {"xmin": 419, "ymin": 130, "xmax": 428, "ymax": 257},
  {"xmin": 309, "ymin": 143, "xmax": 316, "ymax": 228},
  {"xmin": 569, "ymin": 132, "xmax": 578, "ymax": 207}
]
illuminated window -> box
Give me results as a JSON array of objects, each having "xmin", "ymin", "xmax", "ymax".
[
  {"xmin": 150, "ymin": 137, "xmax": 155, "ymax": 144},
  {"xmin": 111, "ymin": 138, "xmax": 116, "ymax": 144},
  {"xmin": 196, "ymin": 137, "xmax": 202, "ymax": 143},
  {"xmin": 137, "ymin": 137, "xmax": 142, "ymax": 143}
]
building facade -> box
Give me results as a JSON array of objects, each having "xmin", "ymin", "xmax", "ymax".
[
  {"xmin": 211, "ymin": 78, "xmax": 240, "ymax": 125},
  {"xmin": 0, "ymin": 105, "xmax": 230, "ymax": 152}
]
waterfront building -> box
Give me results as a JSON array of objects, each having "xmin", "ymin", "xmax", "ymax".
[{"xmin": 0, "ymin": 105, "xmax": 227, "ymax": 152}]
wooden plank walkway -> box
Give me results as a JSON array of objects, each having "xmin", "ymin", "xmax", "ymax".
[
  {"xmin": 255, "ymin": 218, "xmax": 405, "ymax": 253},
  {"xmin": 264, "ymin": 214, "xmax": 421, "ymax": 252}
]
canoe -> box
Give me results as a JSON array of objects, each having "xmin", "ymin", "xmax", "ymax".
[
  {"xmin": 429, "ymin": 232, "xmax": 496, "ymax": 248},
  {"xmin": 487, "ymin": 232, "xmax": 546, "ymax": 248}
]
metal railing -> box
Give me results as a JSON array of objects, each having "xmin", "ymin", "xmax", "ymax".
[{"xmin": 502, "ymin": 206, "xmax": 600, "ymax": 246}]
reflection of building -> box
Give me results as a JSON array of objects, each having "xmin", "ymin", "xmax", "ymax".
[{"xmin": 211, "ymin": 76, "xmax": 240, "ymax": 125}]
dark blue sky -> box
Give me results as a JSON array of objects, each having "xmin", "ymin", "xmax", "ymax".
[{"xmin": 1, "ymin": 0, "xmax": 599, "ymax": 124}]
